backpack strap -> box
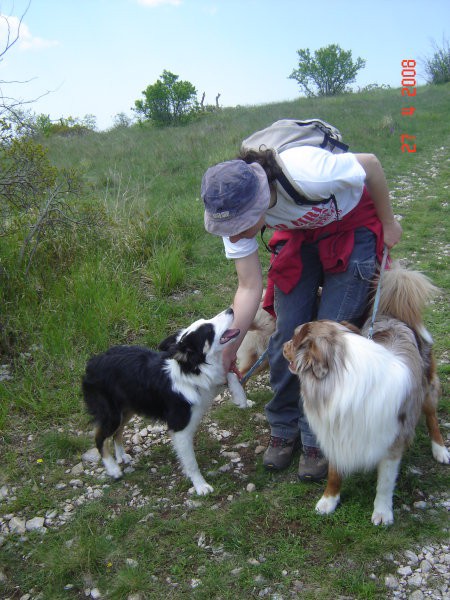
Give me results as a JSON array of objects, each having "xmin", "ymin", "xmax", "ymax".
[
  {"xmin": 323, "ymin": 134, "xmax": 349, "ymax": 153},
  {"xmin": 274, "ymin": 145, "xmax": 346, "ymax": 206}
]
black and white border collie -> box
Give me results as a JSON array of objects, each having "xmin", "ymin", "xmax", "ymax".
[{"xmin": 82, "ymin": 308, "xmax": 247, "ymax": 495}]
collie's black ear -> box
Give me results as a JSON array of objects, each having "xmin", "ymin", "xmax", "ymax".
[
  {"xmin": 158, "ymin": 331, "xmax": 181, "ymax": 352},
  {"xmin": 172, "ymin": 324, "xmax": 215, "ymax": 373}
]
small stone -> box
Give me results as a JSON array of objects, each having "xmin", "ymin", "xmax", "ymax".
[
  {"xmin": 25, "ymin": 517, "xmax": 45, "ymax": 531},
  {"xmin": 385, "ymin": 575, "xmax": 400, "ymax": 589},
  {"xmin": 413, "ymin": 501, "xmax": 427, "ymax": 510},
  {"xmin": 404, "ymin": 550, "xmax": 419, "ymax": 564},
  {"xmin": 420, "ymin": 559, "xmax": 432, "ymax": 573},
  {"xmin": 246, "ymin": 483, "xmax": 256, "ymax": 493},
  {"xmin": 398, "ymin": 566, "xmax": 412, "ymax": 576},
  {"xmin": 255, "ymin": 445, "xmax": 266, "ymax": 454},
  {"xmin": 221, "ymin": 451, "xmax": 240, "ymax": 459},
  {"xmin": 435, "ymin": 563, "xmax": 448, "ymax": 575},
  {"xmin": 407, "ymin": 573, "xmax": 422, "ymax": 587},
  {"xmin": 125, "ymin": 558, "xmax": 138, "ymax": 568},
  {"xmin": 71, "ymin": 462, "xmax": 84, "ymax": 475},
  {"xmin": 82, "ymin": 448, "xmax": 100, "ymax": 464},
  {"xmin": 9, "ymin": 517, "xmax": 26, "ymax": 534},
  {"xmin": 90, "ymin": 588, "xmax": 101, "ymax": 599},
  {"xmin": 408, "ymin": 591, "xmax": 424, "ymax": 600},
  {"xmin": 218, "ymin": 463, "xmax": 232, "ymax": 473}
]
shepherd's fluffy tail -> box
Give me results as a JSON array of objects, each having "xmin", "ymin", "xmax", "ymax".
[{"xmin": 378, "ymin": 261, "xmax": 439, "ymax": 337}]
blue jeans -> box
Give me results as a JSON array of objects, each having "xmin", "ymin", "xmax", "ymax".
[{"xmin": 265, "ymin": 227, "xmax": 377, "ymax": 447}]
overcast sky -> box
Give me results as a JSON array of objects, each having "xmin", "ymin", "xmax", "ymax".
[{"xmin": 0, "ymin": 0, "xmax": 448, "ymax": 130}]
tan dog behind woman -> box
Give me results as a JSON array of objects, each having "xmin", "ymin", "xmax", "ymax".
[
  {"xmin": 283, "ymin": 262, "xmax": 449, "ymax": 525},
  {"xmin": 236, "ymin": 290, "xmax": 275, "ymax": 381}
]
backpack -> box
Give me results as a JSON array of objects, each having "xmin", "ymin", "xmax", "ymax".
[{"xmin": 241, "ymin": 118, "xmax": 349, "ymax": 206}]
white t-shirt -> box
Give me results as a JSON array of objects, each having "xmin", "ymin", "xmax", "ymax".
[{"xmin": 222, "ymin": 146, "xmax": 366, "ymax": 259}]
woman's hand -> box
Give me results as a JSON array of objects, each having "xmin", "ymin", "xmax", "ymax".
[{"xmin": 382, "ymin": 219, "xmax": 403, "ymax": 248}]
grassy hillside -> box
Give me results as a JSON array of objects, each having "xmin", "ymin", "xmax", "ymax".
[{"xmin": 0, "ymin": 84, "xmax": 449, "ymax": 599}]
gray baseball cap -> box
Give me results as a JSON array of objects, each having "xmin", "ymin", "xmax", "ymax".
[{"xmin": 201, "ymin": 160, "xmax": 270, "ymax": 237}]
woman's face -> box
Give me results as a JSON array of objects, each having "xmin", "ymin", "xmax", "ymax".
[{"xmin": 228, "ymin": 214, "xmax": 266, "ymax": 243}]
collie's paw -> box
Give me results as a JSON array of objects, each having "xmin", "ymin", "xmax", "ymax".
[
  {"xmin": 371, "ymin": 508, "xmax": 394, "ymax": 526},
  {"xmin": 103, "ymin": 457, "xmax": 123, "ymax": 479},
  {"xmin": 193, "ymin": 482, "xmax": 214, "ymax": 496},
  {"xmin": 227, "ymin": 372, "xmax": 248, "ymax": 408},
  {"xmin": 432, "ymin": 441, "xmax": 450, "ymax": 464},
  {"xmin": 115, "ymin": 449, "xmax": 132, "ymax": 465},
  {"xmin": 315, "ymin": 494, "xmax": 340, "ymax": 515}
]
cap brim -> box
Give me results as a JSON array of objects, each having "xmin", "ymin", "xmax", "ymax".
[{"xmin": 204, "ymin": 163, "xmax": 270, "ymax": 237}]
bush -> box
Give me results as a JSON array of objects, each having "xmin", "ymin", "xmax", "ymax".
[
  {"xmin": 422, "ymin": 37, "xmax": 450, "ymax": 84},
  {"xmin": 289, "ymin": 44, "xmax": 366, "ymax": 97},
  {"xmin": 134, "ymin": 70, "xmax": 199, "ymax": 126}
]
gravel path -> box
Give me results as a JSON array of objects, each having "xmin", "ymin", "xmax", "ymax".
[{"xmin": 1, "ymin": 384, "xmax": 449, "ymax": 600}]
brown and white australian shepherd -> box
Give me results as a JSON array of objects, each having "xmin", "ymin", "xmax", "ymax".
[{"xmin": 283, "ymin": 262, "xmax": 449, "ymax": 526}]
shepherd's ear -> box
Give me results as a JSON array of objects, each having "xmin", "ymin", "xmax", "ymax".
[
  {"xmin": 304, "ymin": 338, "xmax": 331, "ymax": 380},
  {"xmin": 292, "ymin": 323, "xmax": 310, "ymax": 349},
  {"xmin": 340, "ymin": 321, "xmax": 361, "ymax": 335}
]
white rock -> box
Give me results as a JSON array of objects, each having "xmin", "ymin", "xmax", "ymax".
[
  {"xmin": 90, "ymin": 588, "xmax": 101, "ymax": 599},
  {"xmin": 221, "ymin": 451, "xmax": 240, "ymax": 459},
  {"xmin": 125, "ymin": 558, "xmax": 138, "ymax": 568},
  {"xmin": 246, "ymin": 483, "xmax": 256, "ymax": 493},
  {"xmin": 9, "ymin": 517, "xmax": 26, "ymax": 534},
  {"xmin": 71, "ymin": 462, "xmax": 84, "ymax": 475},
  {"xmin": 385, "ymin": 575, "xmax": 399, "ymax": 589},
  {"xmin": 82, "ymin": 448, "xmax": 100, "ymax": 464},
  {"xmin": 404, "ymin": 550, "xmax": 419, "ymax": 564},
  {"xmin": 407, "ymin": 573, "xmax": 422, "ymax": 587},
  {"xmin": 25, "ymin": 517, "xmax": 45, "ymax": 531},
  {"xmin": 420, "ymin": 559, "xmax": 432, "ymax": 573},
  {"xmin": 397, "ymin": 566, "xmax": 412, "ymax": 576}
]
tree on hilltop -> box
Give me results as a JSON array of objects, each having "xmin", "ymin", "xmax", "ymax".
[
  {"xmin": 289, "ymin": 44, "xmax": 366, "ymax": 97},
  {"xmin": 134, "ymin": 70, "xmax": 198, "ymax": 126}
]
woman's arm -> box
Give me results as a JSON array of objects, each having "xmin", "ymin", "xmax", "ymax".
[
  {"xmin": 355, "ymin": 153, "xmax": 402, "ymax": 248},
  {"xmin": 222, "ymin": 250, "xmax": 263, "ymax": 372}
]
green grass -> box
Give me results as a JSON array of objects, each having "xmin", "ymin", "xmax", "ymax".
[{"xmin": 0, "ymin": 83, "xmax": 449, "ymax": 599}]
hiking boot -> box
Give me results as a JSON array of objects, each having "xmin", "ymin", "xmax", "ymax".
[
  {"xmin": 263, "ymin": 436, "xmax": 299, "ymax": 471},
  {"xmin": 298, "ymin": 446, "xmax": 328, "ymax": 482}
]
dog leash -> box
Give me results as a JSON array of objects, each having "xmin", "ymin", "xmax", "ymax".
[
  {"xmin": 239, "ymin": 348, "xmax": 269, "ymax": 386},
  {"xmin": 367, "ymin": 244, "xmax": 389, "ymax": 340}
]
